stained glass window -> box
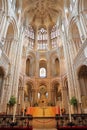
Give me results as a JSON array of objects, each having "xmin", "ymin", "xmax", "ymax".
[
  {"xmin": 25, "ymin": 25, "xmax": 34, "ymax": 49},
  {"xmin": 38, "ymin": 28, "xmax": 48, "ymax": 50}
]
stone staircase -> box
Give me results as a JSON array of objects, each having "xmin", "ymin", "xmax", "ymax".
[{"xmin": 32, "ymin": 118, "xmax": 56, "ymax": 129}]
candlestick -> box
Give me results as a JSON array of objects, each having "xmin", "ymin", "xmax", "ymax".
[
  {"xmin": 60, "ymin": 102, "xmax": 62, "ymax": 116},
  {"xmin": 69, "ymin": 104, "xmax": 72, "ymax": 122},
  {"xmin": 13, "ymin": 105, "xmax": 16, "ymax": 122},
  {"xmin": 23, "ymin": 104, "xmax": 25, "ymax": 117}
]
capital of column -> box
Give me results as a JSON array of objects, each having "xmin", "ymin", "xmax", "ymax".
[{"xmin": 74, "ymin": 15, "xmax": 80, "ymax": 23}]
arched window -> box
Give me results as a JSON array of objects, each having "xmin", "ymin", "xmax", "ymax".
[
  {"xmin": 26, "ymin": 59, "xmax": 30, "ymax": 76},
  {"xmin": 37, "ymin": 28, "xmax": 48, "ymax": 50},
  {"xmin": 38, "ymin": 92, "xmax": 41, "ymax": 99},
  {"xmin": 40, "ymin": 67, "xmax": 46, "ymax": 78},
  {"xmin": 51, "ymin": 25, "xmax": 57, "ymax": 48},
  {"xmin": 46, "ymin": 92, "xmax": 48, "ymax": 98},
  {"xmin": 55, "ymin": 58, "xmax": 60, "ymax": 76},
  {"xmin": 25, "ymin": 25, "xmax": 34, "ymax": 49},
  {"xmin": 51, "ymin": 24, "xmax": 61, "ymax": 48}
]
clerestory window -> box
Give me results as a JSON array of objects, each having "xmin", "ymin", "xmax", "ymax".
[{"xmin": 40, "ymin": 67, "xmax": 46, "ymax": 78}]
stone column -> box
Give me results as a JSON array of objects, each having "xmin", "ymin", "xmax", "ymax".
[
  {"xmin": 48, "ymin": 88, "xmax": 51, "ymax": 103},
  {"xmin": 36, "ymin": 52, "xmax": 39, "ymax": 77},
  {"xmin": 47, "ymin": 27, "xmax": 50, "ymax": 50},
  {"xmin": 47, "ymin": 52, "xmax": 50, "ymax": 78},
  {"xmin": 12, "ymin": 39, "xmax": 23, "ymax": 97},
  {"xmin": 0, "ymin": 9, "xmax": 3, "ymax": 23},
  {"xmin": 34, "ymin": 27, "xmax": 38, "ymax": 50},
  {"xmin": 11, "ymin": 34, "xmax": 24, "ymax": 116},
  {"xmin": 7, "ymin": 39, "xmax": 19, "ymax": 100},
  {"xmin": 51, "ymin": 89, "xmax": 55, "ymax": 105},
  {"xmin": 52, "ymin": 59, "xmax": 56, "ymax": 77},
  {"xmin": 67, "ymin": 41, "xmax": 75, "ymax": 96},
  {"xmin": 61, "ymin": 26, "xmax": 75, "ymax": 99},
  {"xmin": 69, "ymin": 39, "xmax": 77, "ymax": 60},
  {"xmin": 21, "ymin": 87, "xmax": 24, "ymax": 114},
  {"xmin": 0, "ymin": 11, "xmax": 7, "ymax": 40},
  {"xmin": 35, "ymin": 88, "xmax": 38, "ymax": 104}
]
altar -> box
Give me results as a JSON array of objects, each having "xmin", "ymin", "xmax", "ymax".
[{"xmin": 26, "ymin": 106, "xmax": 60, "ymax": 117}]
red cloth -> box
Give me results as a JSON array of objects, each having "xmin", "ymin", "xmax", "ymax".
[
  {"xmin": 0, "ymin": 127, "xmax": 33, "ymax": 130},
  {"xmin": 56, "ymin": 106, "xmax": 60, "ymax": 114}
]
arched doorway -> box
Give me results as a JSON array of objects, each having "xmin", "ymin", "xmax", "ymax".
[
  {"xmin": 78, "ymin": 65, "xmax": 87, "ymax": 96},
  {"xmin": 78, "ymin": 65, "xmax": 87, "ymax": 113}
]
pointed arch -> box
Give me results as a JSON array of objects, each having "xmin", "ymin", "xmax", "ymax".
[
  {"xmin": 4, "ymin": 23, "xmax": 14, "ymax": 56},
  {"xmin": 69, "ymin": 20, "xmax": 82, "ymax": 57},
  {"xmin": 4, "ymin": 17, "xmax": 18, "ymax": 56}
]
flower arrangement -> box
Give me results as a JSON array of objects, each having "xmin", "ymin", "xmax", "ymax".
[
  {"xmin": 8, "ymin": 96, "xmax": 16, "ymax": 106},
  {"xmin": 70, "ymin": 96, "xmax": 77, "ymax": 106}
]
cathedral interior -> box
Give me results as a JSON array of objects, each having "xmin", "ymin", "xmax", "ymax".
[{"xmin": 0, "ymin": 0, "xmax": 87, "ymax": 129}]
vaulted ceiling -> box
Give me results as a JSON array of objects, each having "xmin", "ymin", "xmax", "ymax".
[{"xmin": 22, "ymin": 0, "xmax": 64, "ymax": 28}]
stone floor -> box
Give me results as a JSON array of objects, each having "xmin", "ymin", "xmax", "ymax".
[{"xmin": 33, "ymin": 128, "xmax": 57, "ymax": 130}]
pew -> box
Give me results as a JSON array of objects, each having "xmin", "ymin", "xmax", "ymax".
[{"xmin": 58, "ymin": 126, "xmax": 87, "ymax": 130}]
